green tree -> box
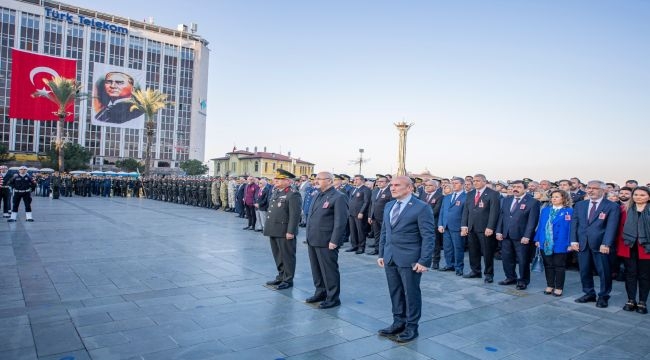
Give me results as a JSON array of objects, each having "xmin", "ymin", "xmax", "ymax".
[
  {"xmin": 115, "ymin": 158, "xmax": 144, "ymax": 173},
  {"xmin": 31, "ymin": 76, "xmax": 84, "ymax": 172},
  {"xmin": 128, "ymin": 88, "xmax": 169, "ymax": 176},
  {"xmin": 40, "ymin": 143, "xmax": 92, "ymax": 171},
  {"xmin": 180, "ymin": 159, "xmax": 209, "ymax": 176},
  {"xmin": 0, "ymin": 143, "xmax": 15, "ymax": 164}
]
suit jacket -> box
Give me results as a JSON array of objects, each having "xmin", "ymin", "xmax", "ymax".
[
  {"xmin": 419, "ymin": 188, "xmax": 443, "ymax": 221},
  {"xmin": 496, "ymin": 194, "xmax": 540, "ymax": 240},
  {"xmin": 95, "ymin": 101, "xmax": 143, "ymax": 124},
  {"xmin": 254, "ymin": 184, "xmax": 271, "ymax": 211},
  {"xmin": 570, "ymin": 198, "xmax": 620, "ymax": 250},
  {"xmin": 534, "ymin": 206, "xmax": 573, "ymax": 254},
  {"xmin": 306, "ymin": 186, "xmax": 349, "ymax": 247},
  {"xmin": 438, "ymin": 191, "xmax": 467, "ymax": 231},
  {"xmin": 461, "ymin": 187, "xmax": 501, "ymax": 232},
  {"xmin": 369, "ymin": 186, "xmax": 392, "ymax": 221},
  {"xmin": 379, "ymin": 197, "xmax": 436, "ymax": 267},
  {"xmin": 348, "ymin": 185, "xmax": 372, "ymax": 217},
  {"xmin": 263, "ymin": 188, "xmax": 302, "ymax": 238}
]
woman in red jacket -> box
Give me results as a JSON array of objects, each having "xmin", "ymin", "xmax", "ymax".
[{"xmin": 618, "ymin": 186, "xmax": 650, "ymax": 314}]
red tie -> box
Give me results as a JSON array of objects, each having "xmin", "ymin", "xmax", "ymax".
[{"xmin": 474, "ymin": 191, "xmax": 481, "ymax": 206}]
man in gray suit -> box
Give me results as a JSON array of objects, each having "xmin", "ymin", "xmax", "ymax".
[
  {"xmin": 305, "ymin": 171, "xmax": 349, "ymax": 309},
  {"xmin": 377, "ymin": 176, "xmax": 435, "ymax": 343},
  {"xmin": 263, "ymin": 169, "xmax": 302, "ymax": 290}
]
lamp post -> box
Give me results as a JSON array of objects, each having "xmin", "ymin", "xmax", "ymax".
[
  {"xmin": 358, "ymin": 148, "xmax": 364, "ymax": 174},
  {"xmin": 395, "ymin": 121, "xmax": 414, "ymax": 176}
]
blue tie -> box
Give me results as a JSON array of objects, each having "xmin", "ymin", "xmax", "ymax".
[{"xmin": 390, "ymin": 201, "xmax": 402, "ymax": 226}]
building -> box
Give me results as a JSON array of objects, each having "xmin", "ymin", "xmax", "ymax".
[
  {"xmin": 0, "ymin": 0, "xmax": 209, "ymax": 172},
  {"xmin": 212, "ymin": 147, "xmax": 315, "ymax": 179}
]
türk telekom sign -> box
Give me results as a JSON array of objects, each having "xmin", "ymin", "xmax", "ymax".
[{"xmin": 45, "ymin": 8, "xmax": 128, "ymax": 34}]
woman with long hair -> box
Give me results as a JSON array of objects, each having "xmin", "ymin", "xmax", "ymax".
[{"xmin": 618, "ymin": 186, "xmax": 650, "ymax": 314}]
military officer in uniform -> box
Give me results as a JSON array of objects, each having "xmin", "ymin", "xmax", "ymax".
[
  {"xmin": 7, "ymin": 166, "xmax": 37, "ymax": 222},
  {"xmin": 0, "ymin": 165, "xmax": 11, "ymax": 217},
  {"xmin": 263, "ymin": 169, "xmax": 302, "ymax": 290}
]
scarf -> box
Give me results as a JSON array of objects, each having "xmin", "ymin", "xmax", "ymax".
[
  {"xmin": 623, "ymin": 205, "xmax": 650, "ymax": 254},
  {"xmin": 543, "ymin": 208, "xmax": 558, "ymax": 255}
]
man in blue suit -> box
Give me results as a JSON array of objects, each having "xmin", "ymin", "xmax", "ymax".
[
  {"xmin": 438, "ymin": 177, "xmax": 467, "ymax": 276},
  {"xmin": 570, "ymin": 180, "xmax": 620, "ymax": 308},
  {"xmin": 496, "ymin": 180, "xmax": 540, "ymax": 290},
  {"xmin": 377, "ymin": 176, "xmax": 435, "ymax": 343}
]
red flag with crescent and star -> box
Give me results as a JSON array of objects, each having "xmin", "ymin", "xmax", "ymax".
[{"xmin": 9, "ymin": 48, "xmax": 77, "ymax": 121}]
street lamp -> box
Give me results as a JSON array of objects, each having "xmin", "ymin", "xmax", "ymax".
[{"xmin": 358, "ymin": 148, "xmax": 364, "ymax": 174}]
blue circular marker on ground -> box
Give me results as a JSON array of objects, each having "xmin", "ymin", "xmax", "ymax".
[
  {"xmin": 356, "ymin": 300, "xmax": 364, "ymax": 304},
  {"xmin": 59, "ymin": 356, "xmax": 75, "ymax": 360},
  {"xmin": 485, "ymin": 347, "xmax": 498, "ymax": 352}
]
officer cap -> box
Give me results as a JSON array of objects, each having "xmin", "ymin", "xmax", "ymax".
[
  {"xmin": 414, "ymin": 177, "xmax": 423, "ymax": 183},
  {"xmin": 522, "ymin": 177, "xmax": 533, "ymax": 184},
  {"xmin": 19, "ymin": 165, "xmax": 27, "ymax": 170},
  {"xmin": 274, "ymin": 168, "xmax": 296, "ymax": 180},
  {"xmin": 340, "ymin": 174, "xmax": 351, "ymax": 181},
  {"xmin": 309, "ymin": 174, "xmax": 317, "ymax": 180},
  {"xmin": 333, "ymin": 174, "xmax": 343, "ymax": 180}
]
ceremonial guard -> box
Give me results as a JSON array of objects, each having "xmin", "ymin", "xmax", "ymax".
[
  {"xmin": 263, "ymin": 169, "xmax": 302, "ymax": 290},
  {"xmin": 7, "ymin": 166, "xmax": 36, "ymax": 222},
  {"xmin": 0, "ymin": 165, "xmax": 11, "ymax": 217},
  {"xmin": 51, "ymin": 171, "xmax": 62, "ymax": 199}
]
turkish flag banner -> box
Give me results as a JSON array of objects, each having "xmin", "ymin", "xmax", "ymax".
[{"xmin": 9, "ymin": 49, "xmax": 77, "ymax": 121}]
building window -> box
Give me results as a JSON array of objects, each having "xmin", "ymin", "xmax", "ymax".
[
  {"xmin": 216, "ymin": 163, "xmax": 220, "ymax": 172},
  {"xmin": 254, "ymin": 161, "xmax": 259, "ymax": 172},
  {"xmin": 272, "ymin": 163, "xmax": 276, "ymax": 171}
]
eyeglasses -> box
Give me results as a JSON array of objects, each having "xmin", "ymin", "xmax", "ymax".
[{"xmin": 315, "ymin": 178, "xmax": 331, "ymax": 181}]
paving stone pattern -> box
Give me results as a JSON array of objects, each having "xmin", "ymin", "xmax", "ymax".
[{"xmin": 0, "ymin": 197, "xmax": 648, "ymax": 359}]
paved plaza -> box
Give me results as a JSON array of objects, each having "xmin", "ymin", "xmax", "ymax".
[{"xmin": 1, "ymin": 196, "xmax": 649, "ymax": 360}]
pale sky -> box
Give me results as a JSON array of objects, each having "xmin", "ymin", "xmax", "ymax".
[{"xmin": 65, "ymin": 0, "xmax": 650, "ymax": 184}]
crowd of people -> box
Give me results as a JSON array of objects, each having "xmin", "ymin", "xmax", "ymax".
[
  {"xmin": 4, "ymin": 163, "xmax": 649, "ymax": 343},
  {"xmin": 221, "ymin": 171, "xmax": 650, "ymax": 342}
]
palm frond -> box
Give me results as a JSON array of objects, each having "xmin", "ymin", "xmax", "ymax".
[{"xmin": 32, "ymin": 77, "xmax": 84, "ymax": 117}]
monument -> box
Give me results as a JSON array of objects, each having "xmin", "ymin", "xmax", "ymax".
[{"xmin": 394, "ymin": 121, "xmax": 413, "ymax": 176}]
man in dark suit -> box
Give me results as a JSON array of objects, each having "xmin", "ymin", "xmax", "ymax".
[
  {"xmin": 438, "ymin": 177, "xmax": 467, "ymax": 276},
  {"xmin": 571, "ymin": 180, "xmax": 620, "ymax": 308},
  {"xmin": 377, "ymin": 176, "xmax": 435, "ymax": 343},
  {"xmin": 346, "ymin": 175, "xmax": 372, "ymax": 254},
  {"xmin": 419, "ymin": 179, "xmax": 445, "ymax": 269},
  {"xmin": 496, "ymin": 180, "xmax": 540, "ymax": 290},
  {"xmin": 305, "ymin": 172, "xmax": 349, "ymax": 309},
  {"xmin": 367, "ymin": 175, "xmax": 392, "ymax": 255},
  {"xmin": 263, "ymin": 169, "xmax": 302, "ymax": 290},
  {"xmin": 461, "ymin": 174, "xmax": 501, "ymax": 283},
  {"xmin": 570, "ymin": 177, "xmax": 587, "ymax": 205}
]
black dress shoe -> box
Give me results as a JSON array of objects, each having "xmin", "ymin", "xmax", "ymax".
[
  {"xmin": 498, "ymin": 278, "xmax": 517, "ymax": 285},
  {"xmin": 26, "ymin": 219, "xmax": 34, "ymax": 222},
  {"xmin": 596, "ymin": 297, "xmax": 608, "ymax": 308},
  {"xmin": 438, "ymin": 267, "xmax": 454, "ymax": 272},
  {"xmin": 345, "ymin": 247, "xmax": 358, "ymax": 252},
  {"xmin": 431, "ymin": 263, "xmax": 440, "ymax": 270},
  {"xmin": 484, "ymin": 276, "xmax": 494, "ymax": 283},
  {"xmin": 265, "ymin": 279, "xmax": 282, "ymax": 286},
  {"xmin": 318, "ymin": 299, "xmax": 340, "ymax": 309},
  {"xmin": 275, "ymin": 282, "xmax": 293, "ymax": 290},
  {"xmin": 366, "ymin": 250, "xmax": 379, "ymax": 255},
  {"xmin": 455, "ymin": 271, "xmax": 463, "ymax": 276},
  {"xmin": 637, "ymin": 302, "xmax": 648, "ymax": 314},
  {"xmin": 395, "ymin": 328, "xmax": 419, "ymax": 343},
  {"xmin": 463, "ymin": 272, "xmax": 481, "ymax": 279},
  {"xmin": 355, "ymin": 250, "xmax": 364, "ymax": 254},
  {"xmin": 623, "ymin": 300, "xmax": 637, "ymax": 312},
  {"xmin": 378, "ymin": 323, "xmax": 405, "ymax": 336},
  {"xmin": 243, "ymin": 226, "xmax": 251, "ymax": 230},
  {"xmin": 516, "ymin": 283, "xmax": 527, "ymax": 290},
  {"xmin": 305, "ymin": 294, "xmax": 327, "ymax": 303},
  {"xmin": 7, "ymin": 219, "xmax": 15, "ymax": 223},
  {"xmin": 575, "ymin": 294, "xmax": 597, "ymax": 303}
]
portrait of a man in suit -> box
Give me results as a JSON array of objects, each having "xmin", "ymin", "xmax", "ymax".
[{"xmin": 93, "ymin": 71, "xmax": 143, "ymax": 124}]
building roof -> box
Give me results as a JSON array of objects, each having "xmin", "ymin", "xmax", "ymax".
[{"xmin": 239, "ymin": 152, "xmax": 314, "ymax": 165}]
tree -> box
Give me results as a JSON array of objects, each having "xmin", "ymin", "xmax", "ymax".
[
  {"xmin": 115, "ymin": 158, "xmax": 144, "ymax": 173},
  {"xmin": 180, "ymin": 159, "xmax": 209, "ymax": 176},
  {"xmin": 0, "ymin": 143, "xmax": 15, "ymax": 164},
  {"xmin": 128, "ymin": 88, "xmax": 168, "ymax": 176},
  {"xmin": 40, "ymin": 143, "xmax": 92, "ymax": 171},
  {"xmin": 31, "ymin": 76, "xmax": 84, "ymax": 172}
]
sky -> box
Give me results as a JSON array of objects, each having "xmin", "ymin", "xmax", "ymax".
[{"xmin": 64, "ymin": 0, "xmax": 650, "ymax": 184}]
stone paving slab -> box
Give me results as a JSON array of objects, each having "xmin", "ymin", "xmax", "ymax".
[{"xmin": 1, "ymin": 196, "xmax": 649, "ymax": 359}]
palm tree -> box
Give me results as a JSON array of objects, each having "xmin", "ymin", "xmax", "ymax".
[
  {"xmin": 32, "ymin": 77, "xmax": 83, "ymax": 172},
  {"xmin": 128, "ymin": 88, "xmax": 168, "ymax": 176}
]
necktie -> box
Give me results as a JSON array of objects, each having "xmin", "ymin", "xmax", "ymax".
[
  {"xmin": 450, "ymin": 193, "xmax": 457, "ymax": 205},
  {"xmin": 510, "ymin": 197, "xmax": 521, "ymax": 214},
  {"xmin": 427, "ymin": 193, "xmax": 433, "ymax": 203},
  {"xmin": 588, "ymin": 201, "xmax": 598, "ymax": 222},
  {"xmin": 390, "ymin": 201, "xmax": 402, "ymax": 226},
  {"xmin": 376, "ymin": 188, "xmax": 383, "ymax": 200},
  {"xmin": 474, "ymin": 191, "xmax": 481, "ymax": 206}
]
